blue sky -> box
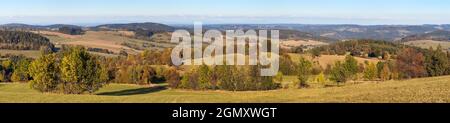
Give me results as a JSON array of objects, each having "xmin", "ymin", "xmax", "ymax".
[{"xmin": 0, "ymin": 0, "xmax": 449, "ymax": 25}]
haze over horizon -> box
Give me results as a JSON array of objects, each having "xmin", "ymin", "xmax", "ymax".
[{"xmin": 1, "ymin": 0, "xmax": 449, "ymax": 25}]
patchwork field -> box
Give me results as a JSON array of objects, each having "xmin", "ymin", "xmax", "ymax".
[
  {"xmin": 35, "ymin": 31, "xmax": 177, "ymax": 54},
  {"xmin": 0, "ymin": 76, "xmax": 448, "ymax": 103}
]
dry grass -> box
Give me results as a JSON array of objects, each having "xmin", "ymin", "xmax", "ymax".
[
  {"xmin": 403, "ymin": 40, "xmax": 450, "ymax": 51},
  {"xmin": 0, "ymin": 76, "xmax": 448, "ymax": 103},
  {"xmin": 0, "ymin": 50, "xmax": 41, "ymax": 59},
  {"xmin": 281, "ymin": 40, "xmax": 328, "ymax": 49}
]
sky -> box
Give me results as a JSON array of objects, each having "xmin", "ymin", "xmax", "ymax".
[{"xmin": 0, "ymin": 0, "xmax": 449, "ymax": 25}]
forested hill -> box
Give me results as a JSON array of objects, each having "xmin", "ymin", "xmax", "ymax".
[
  {"xmin": 309, "ymin": 40, "xmax": 417, "ymax": 58},
  {"xmin": 92, "ymin": 22, "xmax": 174, "ymax": 32},
  {"xmin": 0, "ymin": 30, "xmax": 54, "ymax": 50},
  {"xmin": 400, "ymin": 30, "xmax": 450, "ymax": 42},
  {"xmin": 0, "ymin": 23, "xmax": 82, "ymax": 30}
]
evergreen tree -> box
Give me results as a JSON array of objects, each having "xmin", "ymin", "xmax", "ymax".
[{"xmin": 297, "ymin": 57, "xmax": 312, "ymax": 88}]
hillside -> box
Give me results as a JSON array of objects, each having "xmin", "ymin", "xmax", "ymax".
[
  {"xmin": 0, "ymin": 23, "xmax": 82, "ymax": 31},
  {"xmin": 0, "ymin": 75, "xmax": 448, "ymax": 103},
  {"xmin": 401, "ymin": 30, "xmax": 450, "ymax": 42},
  {"xmin": 196, "ymin": 24, "xmax": 450, "ymax": 41},
  {"xmin": 92, "ymin": 22, "xmax": 174, "ymax": 32},
  {"xmin": 0, "ymin": 30, "xmax": 54, "ymax": 50}
]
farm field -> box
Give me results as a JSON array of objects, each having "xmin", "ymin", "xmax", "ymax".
[
  {"xmin": 0, "ymin": 50, "xmax": 41, "ymax": 59},
  {"xmin": 0, "ymin": 75, "xmax": 449, "ymax": 103},
  {"xmin": 36, "ymin": 31, "xmax": 177, "ymax": 54},
  {"xmin": 403, "ymin": 40, "xmax": 450, "ymax": 51}
]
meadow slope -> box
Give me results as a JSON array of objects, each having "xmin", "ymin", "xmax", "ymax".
[{"xmin": 0, "ymin": 76, "xmax": 449, "ymax": 103}]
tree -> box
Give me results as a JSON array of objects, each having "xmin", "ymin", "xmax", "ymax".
[
  {"xmin": 297, "ymin": 57, "xmax": 312, "ymax": 88},
  {"xmin": 165, "ymin": 67, "xmax": 180, "ymax": 88},
  {"xmin": 140, "ymin": 65, "xmax": 155, "ymax": 85},
  {"xmin": 380, "ymin": 63, "xmax": 391, "ymax": 81},
  {"xmin": 364, "ymin": 62, "xmax": 378, "ymax": 81},
  {"xmin": 198, "ymin": 64, "xmax": 212, "ymax": 89},
  {"xmin": 11, "ymin": 58, "xmax": 31, "ymax": 82},
  {"xmin": 330, "ymin": 61, "xmax": 348, "ymax": 86},
  {"xmin": 396, "ymin": 48, "xmax": 426, "ymax": 79},
  {"xmin": 59, "ymin": 47, "xmax": 106, "ymax": 94},
  {"xmin": 343, "ymin": 55, "xmax": 358, "ymax": 79},
  {"xmin": 180, "ymin": 68, "xmax": 200, "ymax": 89},
  {"xmin": 425, "ymin": 46, "xmax": 449, "ymax": 76},
  {"xmin": 29, "ymin": 54, "xmax": 59, "ymax": 93}
]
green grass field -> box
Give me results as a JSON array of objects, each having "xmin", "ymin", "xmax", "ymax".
[{"xmin": 0, "ymin": 76, "xmax": 449, "ymax": 103}]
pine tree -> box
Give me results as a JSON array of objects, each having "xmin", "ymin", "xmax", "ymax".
[
  {"xmin": 297, "ymin": 57, "xmax": 312, "ymax": 88},
  {"xmin": 425, "ymin": 45, "xmax": 449, "ymax": 76}
]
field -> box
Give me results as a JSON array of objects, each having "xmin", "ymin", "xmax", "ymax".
[
  {"xmin": 0, "ymin": 49, "xmax": 41, "ymax": 59},
  {"xmin": 403, "ymin": 40, "xmax": 450, "ymax": 51},
  {"xmin": 0, "ymin": 76, "xmax": 449, "ymax": 103},
  {"xmin": 35, "ymin": 31, "xmax": 177, "ymax": 54}
]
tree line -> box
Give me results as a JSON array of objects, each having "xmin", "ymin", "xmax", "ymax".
[{"xmin": 0, "ymin": 40, "xmax": 449, "ymax": 94}]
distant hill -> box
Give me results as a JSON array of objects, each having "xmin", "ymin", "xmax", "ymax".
[
  {"xmin": 278, "ymin": 30, "xmax": 338, "ymax": 43},
  {"xmin": 92, "ymin": 22, "xmax": 174, "ymax": 32},
  {"xmin": 0, "ymin": 23, "xmax": 82, "ymax": 31},
  {"xmin": 189, "ymin": 24, "xmax": 450, "ymax": 41},
  {"xmin": 400, "ymin": 30, "xmax": 450, "ymax": 42}
]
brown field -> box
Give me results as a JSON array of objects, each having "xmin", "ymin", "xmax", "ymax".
[
  {"xmin": 35, "ymin": 31, "xmax": 178, "ymax": 54},
  {"xmin": 281, "ymin": 40, "xmax": 328, "ymax": 49},
  {"xmin": 0, "ymin": 50, "xmax": 41, "ymax": 58}
]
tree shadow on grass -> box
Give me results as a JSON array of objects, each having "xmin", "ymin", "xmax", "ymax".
[{"xmin": 97, "ymin": 85, "xmax": 167, "ymax": 96}]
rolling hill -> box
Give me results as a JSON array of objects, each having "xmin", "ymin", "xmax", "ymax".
[
  {"xmin": 91, "ymin": 22, "xmax": 174, "ymax": 32},
  {"xmin": 401, "ymin": 30, "xmax": 450, "ymax": 42}
]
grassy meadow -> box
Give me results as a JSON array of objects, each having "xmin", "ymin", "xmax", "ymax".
[{"xmin": 0, "ymin": 75, "xmax": 449, "ymax": 103}]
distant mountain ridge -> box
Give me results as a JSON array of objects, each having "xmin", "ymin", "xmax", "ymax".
[
  {"xmin": 400, "ymin": 30, "xmax": 450, "ymax": 42},
  {"xmin": 188, "ymin": 24, "xmax": 450, "ymax": 41},
  {"xmin": 0, "ymin": 23, "xmax": 82, "ymax": 30},
  {"xmin": 91, "ymin": 22, "xmax": 174, "ymax": 32}
]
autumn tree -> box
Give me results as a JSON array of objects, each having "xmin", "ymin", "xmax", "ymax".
[
  {"xmin": 29, "ymin": 54, "xmax": 59, "ymax": 92},
  {"xmin": 198, "ymin": 64, "xmax": 212, "ymax": 89},
  {"xmin": 396, "ymin": 48, "xmax": 426, "ymax": 79},
  {"xmin": 364, "ymin": 62, "xmax": 378, "ymax": 81},
  {"xmin": 165, "ymin": 67, "xmax": 181, "ymax": 88},
  {"xmin": 379, "ymin": 63, "xmax": 391, "ymax": 81}
]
